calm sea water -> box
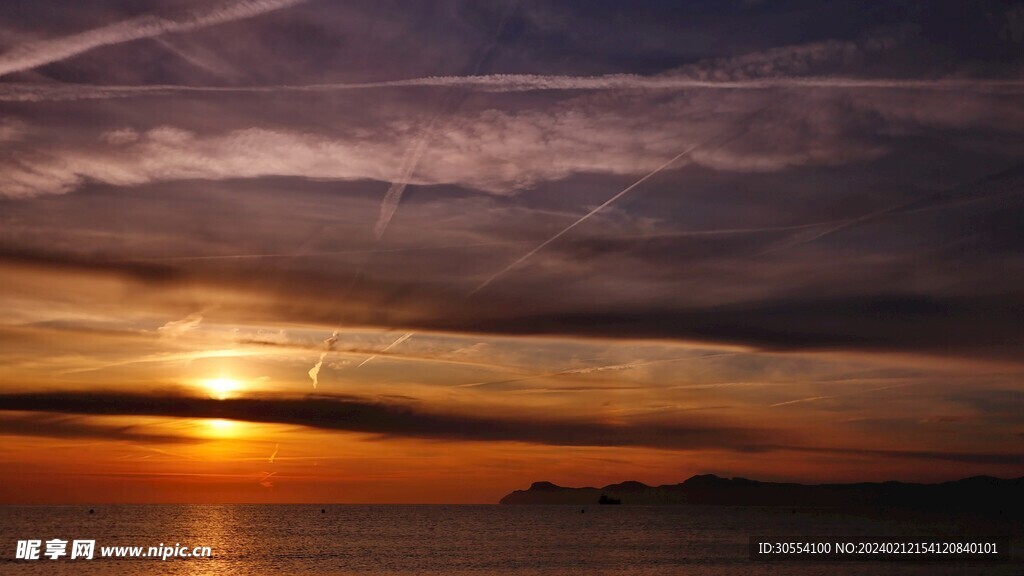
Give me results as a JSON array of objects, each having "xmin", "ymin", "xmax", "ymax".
[{"xmin": 1, "ymin": 505, "xmax": 1020, "ymax": 575}]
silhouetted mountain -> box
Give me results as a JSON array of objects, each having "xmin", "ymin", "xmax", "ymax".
[
  {"xmin": 499, "ymin": 474, "xmax": 1024, "ymax": 510},
  {"xmin": 603, "ymin": 481, "xmax": 650, "ymax": 492}
]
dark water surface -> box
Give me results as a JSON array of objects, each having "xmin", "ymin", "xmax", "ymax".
[{"xmin": 1, "ymin": 505, "xmax": 1020, "ymax": 575}]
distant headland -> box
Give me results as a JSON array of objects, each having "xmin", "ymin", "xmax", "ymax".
[{"xmin": 499, "ymin": 474, "xmax": 1024, "ymax": 510}]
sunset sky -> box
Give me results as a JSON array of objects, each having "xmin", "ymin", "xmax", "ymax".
[{"xmin": 1, "ymin": 0, "xmax": 1023, "ymax": 504}]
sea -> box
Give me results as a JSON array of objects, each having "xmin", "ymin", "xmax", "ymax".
[{"xmin": 1, "ymin": 504, "xmax": 1020, "ymax": 575}]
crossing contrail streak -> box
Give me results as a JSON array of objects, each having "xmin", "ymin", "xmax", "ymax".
[
  {"xmin": 374, "ymin": 127, "xmax": 434, "ymax": 239},
  {"xmin": 353, "ymin": 1, "xmax": 519, "ymax": 366},
  {"xmin": 4, "ymin": 76, "xmax": 1023, "ymax": 101},
  {"xmin": 466, "ymin": 150, "xmax": 695, "ymax": 294},
  {"xmin": 760, "ymin": 162, "xmax": 1024, "ymax": 255},
  {"xmin": 351, "ymin": 75, "xmax": 1024, "ymax": 93},
  {"xmin": 0, "ymin": 0, "xmax": 305, "ymax": 78},
  {"xmin": 466, "ymin": 125, "xmax": 752, "ymax": 295},
  {"xmin": 371, "ymin": 0, "xmax": 517, "ymax": 242},
  {"xmin": 356, "ymin": 332, "xmax": 414, "ymax": 368}
]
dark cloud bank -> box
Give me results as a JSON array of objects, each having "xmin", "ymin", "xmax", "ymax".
[{"xmin": 1, "ymin": 391, "xmax": 1021, "ymax": 465}]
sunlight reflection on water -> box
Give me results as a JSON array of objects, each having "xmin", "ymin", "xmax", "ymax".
[{"xmin": 1, "ymin": 505, "xmax": 1020, "ymax": 575}]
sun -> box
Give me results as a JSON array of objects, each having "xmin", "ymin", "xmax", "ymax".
[{"xmin": 203, "ymin": 377, "xmax": 241, "ymax": 400}]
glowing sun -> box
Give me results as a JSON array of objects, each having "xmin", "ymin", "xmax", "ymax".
[{"xmin": 204, "ymin": 377, "xmax": 241, "ymax": 400}]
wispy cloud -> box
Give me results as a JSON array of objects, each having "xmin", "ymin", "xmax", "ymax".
[
  {"xmin": 0, "ymin": 411, "xmax": 200, "ymax": 444},
  {"xmin": 0, "ymin": 95, "xmax": 897, "ymax": 199},
  {"xmin": 0, "ymin": 0, "xmax": 305, "ymax": 77},
  {"xmin": 3, "ymin": 32, "xmax": 1021, "ymax": 199},
  {"xmin": 156, "ymin": 313, "xmax": 203, "ymax": 338}
]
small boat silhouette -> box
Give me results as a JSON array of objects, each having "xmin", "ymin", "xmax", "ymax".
[{"xmin": 598, "ymin": 494, "xmax": 621, "ymax": 505}]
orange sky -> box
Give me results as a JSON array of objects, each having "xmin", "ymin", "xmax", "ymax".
[{"xmin": 1, "ymin": 261, "xmax": 1022, "ymax": 503}]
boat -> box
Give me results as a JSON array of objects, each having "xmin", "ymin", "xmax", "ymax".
[{"xmin": 598, "ymin": 494, "xmax": 621, "ymax": 505}]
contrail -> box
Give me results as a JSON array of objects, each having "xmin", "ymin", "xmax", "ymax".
[
  {"xmin": 307, "ymin": 330, "xmax": 338, "ymax": 389},
  {"xmin": 372, "ymin": 0, "xmax": 518, "ymax": 242},
  {"xmin": 456, "ymin": 352, "xmax": 735, "ymax": 388},
  {"xmin": 760, "ymin": 162, "xmax": 1024, "ymax": 255},
  {"xmin": 374, "ymin": 127, "xmax": 435, "ymax": 239},
  {"xmin": 354, "ymin": 2, "xmax": 519, "ymax": 367},
  {"xmin": 268, "ymin": 443, "xmax": 279, "ymax": 463},
  {"xmin": 4, "ymin": 75, "xmax": 1024, "ymax": 101},
  {"xmin": 769, "ymin": 382, "xmax": 919, "ymax": 408},
  {"xmin": 356, "ymin": 332, "xmax": 414, "ymax": 368},
  {"xmin": 258, "ymin": 470, "xmax": 277, "ymax": 488},
  {"xmin": 345, "ymin": 74, "xmax": 1024, "ymax": 93},
  {"xmin": 0, "ymin": 0, "xmax": 305, "ymax": 78},
  {"xmin": 124, "ymin": 212, "xmax": 828, "ymax": 264},
  {"xmin": 466, "ymin": 127, "xmax": 746, "ymax": 295},
  {"xmin": 153, "ymin": 37, "xmax": 237, "ymax": 78},
  {"xmin": 124, "ymin": 240, "xmax": 533, "ymax": 262}
]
